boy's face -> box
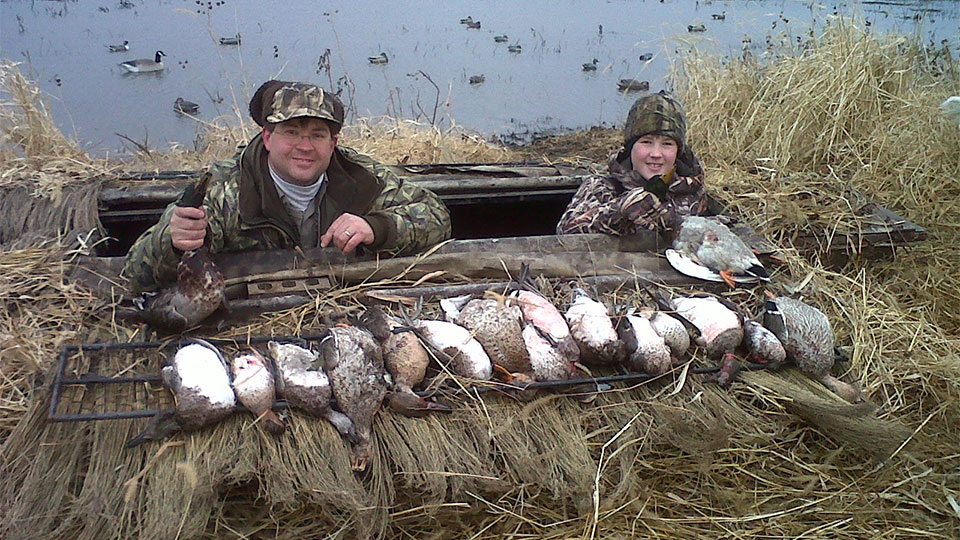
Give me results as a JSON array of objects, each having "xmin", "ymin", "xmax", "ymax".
[{"xmin": 630, "ymin": 133, "xmax": 678, "ymax": 180}]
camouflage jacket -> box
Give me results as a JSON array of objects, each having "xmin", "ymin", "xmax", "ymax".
[
  {"xmin": 123, "ymin": 135, "xmax": 451, "ymax": 293},
  {"xmin": 556, "ymin": 148, "xmax": 708, "ymax": 236}
]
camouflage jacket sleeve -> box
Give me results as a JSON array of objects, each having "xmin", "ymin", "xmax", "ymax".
[
  {"xmin": 354, "ymin": 155, "xmax": 452, "ymax": 254},
  {"xmin": 122, "ymin": 201, "xmax": 184, "ymax": 294},
  {"xmin": 556, "ymin": 175, "xmax": 670, "ymax": 235}
]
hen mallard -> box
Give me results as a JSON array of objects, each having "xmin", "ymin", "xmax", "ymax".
[
  {"xmin": 174, "ymin": 97, "xmax": 199, "ymax": 115},
  {"xmin": 762, "ymin": 296, "xmax": 861, "ymax": 403}
]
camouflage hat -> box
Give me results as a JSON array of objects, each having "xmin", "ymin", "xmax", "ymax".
[
  {"xmin": 249, "ymin": 80, "xmax": 344, "ymax": 127},
  {"xmin": 622, "ymin": 90, "xmax": 687, "ymax": 150}
]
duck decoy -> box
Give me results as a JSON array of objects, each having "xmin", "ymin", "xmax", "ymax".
[
  {"xmin": 320, "ymin": 325, "xmax": 391, "ymax": 471},
  {"xmin": 119, "ymin": 50, "xmax": 166, "ymax": 73},
  {"xmin": 468, "ymin": 74, "xmax": 485, "ymax": 84},
  {"xmin": 231, "ymin": 348, "xmax": 285, "ymax": 435},
  {"xmin": 762, "ymin": 296, "xmax": 861, "ymax": 403},
  {"xmin": 466, "ymin": 20, "xmax": 481, "ymax": 29},
  {"xmin": 582, "ymin": 58, "xmax": 599, "ymax": 71},
  {"xmin": 669, "ymin": 215, "xmax": 770, "ymax": 288},
  {"xmin": 218, "ymin": 34, "xmax": 241, "ymax": 46},
  {"xmin": 106, "ymin": 40, "xmax": 129, "ymax": 53},
  {"xmin": 617, "ymin": 79, "xmax": 649, "ymax": 92},
  {"xmin": 638, "ymin": 52, "xmax": 654, "ymax": 61},
  {"xmin": 711, "ymin": 12, "xmax": 726, "ymax": 21},
  {"xmin": 126, "ymin": 340, "xmax": 236, "ymax": 447},
  {"xmin": 134, "ymin": 173, "xmax": 225, "ymax": 332},
  {"xmin": 173, "ymin": 97, "xmax": 199, "ymax": 115},
  {"xmin": 507, "ymin": 44, "xmax": 522, "ymax": 53},
  {"xmin": 268, "ymin": 341, "xmax": 357, "ymax": 440},
  {"xmin": 688, "ymin": 24, "xmax": 707, "ymax": 33},
  {"xmin": 494, "ymin": 34, "xmax": 509, "ymax": 43},
  {"xmin": 459, "ymin": 16, "xmax": 473, "ymax": 24},
  {"xmin": 368, "ymin": 52, "xmax": 388, "ymax": 64}
]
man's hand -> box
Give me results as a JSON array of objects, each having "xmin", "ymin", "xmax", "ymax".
[
  {"xmin": 321, "ymin": 213, "xmax": 375, "ymax": 255},
  {"xmin": 170, "ymin": 206, "xmax": 208, "ymax": 251}
]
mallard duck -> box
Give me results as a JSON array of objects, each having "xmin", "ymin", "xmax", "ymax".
[
  {"xmin": 119, "ymin": 50, "xmax": 166, "ymax": 73},
  {"xmin": 582, "ymin": 58, "xmax": 599, "ymax": 71},
  {"xmin": 173, "ymin": 97, "xmax": 199, "ymax": 115},
  {"xmin": 320, "ymin": 325, "xmax": 391, "ymax": 471},
  {"xmin": 268, "ymin": 341, "xmax": 357, "ymax": 441},
  {"xmin": 672, "ymin": 215, "xmax": 769, "ymax": 288},
  {"xmin": 688, "ymin": 24, "xmax": 707, "ymax": 33},
  {"xmin": 638, "ymin": 52, "xmax": 653, "ymax": 61},
  {"xmin": 469, "ymin": 74, "xmax": 485, "ymax": 84},
  {"xmin": 564, "ymin": 287, "xmax": 626, "ymax": 365},
  {"xmin": 494, "ymin": 34, "xmax": 509, "ymax": 43},
  {"xmin": 126, "ymin": 340, "xmax": 236, "ymax": 447},
  {"xmin": 368, "ymin": 52, "xmax": 388, "ymax": 64},
  {"xmin": 762, "ymin": 296, "xmax": 862, "ymax": 403},
  {"xmin": 218, "ymin": 34, "xmax": 241, "ymax": 46},
  {"xmin": 360, "ymin": 307, "xmax": 451, "ymax": 417},
  {"xmin": 134, "ymin": 174, "xmax": 225, "ymax": 332},
  {"xmin": 617, "ymin": 78, "xmax": 649, "ymax": 92},
  {"xmin": 507, "ymin": 44, "xmax": 522, "ymax": 53},
  {"xmin": 107, "ymin": 40, "xmax": 129, "ymax": 53},
  {"xmin": 231, "ymin": 348, "xmax": 284, "ymax": 435}
]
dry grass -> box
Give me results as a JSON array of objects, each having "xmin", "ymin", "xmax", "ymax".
[{"xmin": 2, "ymin": 21, "xmax": 960, "ymax": 539}]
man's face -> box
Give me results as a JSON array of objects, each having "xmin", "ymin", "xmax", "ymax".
[
  {"xmin": 630, "ymin": 133, "xmax": 678, "ymax": 180},
  {"xmin": 262, "ymin": 117, "xmax": 338, "ymax": 186}
]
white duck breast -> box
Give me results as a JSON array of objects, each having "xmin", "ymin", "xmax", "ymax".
[
  {"xmin": 743, "ymin": 320, "xmax": 786, "ymax": 365},
  {"xmin": 521, "ymin": 323, "xmax": 576, "ymax": 381},
  {"xmin": 163, "ymin": 341, "xmax": 236, "ymax": 430},
  {"xmin": 640, "ymin": 308, "xmax": 690, "ymax": 357},
  {"xmin": 672, "ymin": 296, "xmax": 743, "ymax": 358},
  {"xmin": 512, "ymin": 289, "xmax": 581, "ymax": 363},
  {"xmin": 415, "ymin": 319, "xmax": 493, "ymax": 380},
  {"xmin": 267, "ymin": 341, "xmax": 354, "ymax": 438},
  {"xmin": 231, "ymin": 349, "xmax": 284, "ymax": 434},
  {"xmin": 564, "ymin": 288, "xmax": 625, "ymax": 365},
  {"xmin": 619, "ymin": 314, "xmax": 672, "ymax": 375}
]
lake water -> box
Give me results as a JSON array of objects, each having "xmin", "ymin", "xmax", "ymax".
[{"xmin": 1, "ymin": 0, "xmax": 957, "ymax": 155}]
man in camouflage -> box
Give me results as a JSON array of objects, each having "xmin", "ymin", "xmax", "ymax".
[
  {"xmin": 124, "ymin": 80, "xmax": 451, "ymax": 293},
  {"xmin": 556, "ymin": 90, "xmax": 707, "ymax": 236}
]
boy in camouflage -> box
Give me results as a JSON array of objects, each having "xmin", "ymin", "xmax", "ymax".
[
  {"xmin": 556, "ymin": 90, "xmax": 707, "ymax": 236},
  {"xmin": 124, "ymin": 80, "xmax": 451, "ymax": 293}
]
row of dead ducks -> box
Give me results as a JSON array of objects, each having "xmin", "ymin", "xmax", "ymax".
[{"xmin": 128, "ymin": 276, "xmax": 860, "ymax": 471}]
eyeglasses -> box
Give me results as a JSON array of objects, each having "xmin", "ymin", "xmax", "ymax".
[{"xmin": 270, "ymin": 129, "xmax": 332, "ymax": 147}]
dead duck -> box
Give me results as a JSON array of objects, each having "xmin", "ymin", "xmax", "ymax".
[
  {"xmin": 671, "ymin": 215, "xmax": 769, "ymax": 288},
  {"xmin": 134, "ymin": 174, "xmax": 225, "ymax": 332},
  {"xmin": 617, "ymin": 79, "xmax": 649, "ymax": 92},
  {"xmin": 268, "ymin": 341, "xmax": 356, "ymax": 441},
  {"xmin": 742, "ymin": 320, "xmax": 786, "ymax": 366},
  {"xmin": 636, "ymin": 306, "xmax": 691, "ymax": 359},
  {"xmin": 672, "ymin": 295, "xmax": 744, "ymax": 359},
  {"xmin": 360, "ymin": 307, "xmax": 451, "ymax": 417},
  {"xmin": 119, "ymin": 50, "xmax": 166, "ymax": 73},
  {"xmin": 320, "ymin": 325, "xmax": 391, "ymax": 471},
  {"xmin": 368, "ymin": 52, "xmax": 388, "ymax": 65},
  {"xmin": 231, "ymin": 348, "xmax": 285, "ymax": 435},
  {"xmin": 106, "ymin": 40, "xmax": 129, "ymax": 53},
  {"xmin": 510, "ymin": 285, "xmax": 580, "ymax": 365},
  {"xmin": 616, "ymin": 309, "xmax": 672, "ymax": 375},
  {"xmin": 126, "ymin": 339, "xmax": 236, "ymax": 447},
  {"xmin": 564, "ymin": 287, "xmax": 626, "ymax": 365},
  {"xmin": 582, "ymin": 58, "xmax": 599, "ymax": 71},
  {"xmin": 413, "ymin": 318, "xmax": 492, "ymax": 380},
  {"xmin": 443, "ymin": 293, "xmax": 532, "ymax": 379},
  {"xmin": 762, "ymin": 296, "xmax": 862, "ymax": 403},
  {"xmin": 174, "ymin": 97, "xmax": 199, "ymax": 115},
  {"xmin": 469, "ymin": 74, "xmax": 485, "ymax": 84}
]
